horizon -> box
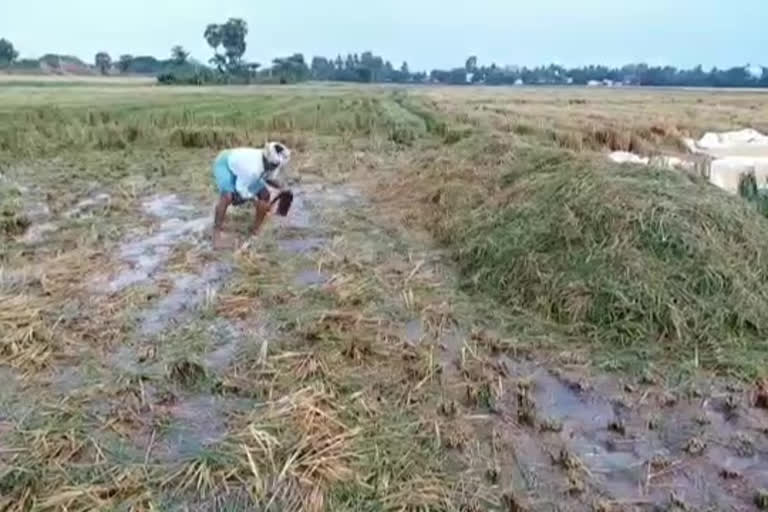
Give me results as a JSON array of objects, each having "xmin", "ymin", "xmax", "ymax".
[{"xmin": 2, "ymin": 0, "xmax": 767, "ymax": 71}]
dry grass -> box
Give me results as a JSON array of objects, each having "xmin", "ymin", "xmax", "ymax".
[
  {"xmin": 0, "ymin": 293, "xmax": 53, "ymax": 368},
  {"xmin": 232, "ymin": 388, "xmax": 359, "ymax": 511}
]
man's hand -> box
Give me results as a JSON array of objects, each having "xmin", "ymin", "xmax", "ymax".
[{"xmin": 231, "ymin": 192, "xmax": 248, "ymax": 206}]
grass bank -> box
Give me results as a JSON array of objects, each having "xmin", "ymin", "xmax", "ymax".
[{"xmin": 380, "ymin": 92, "xmax": 768, "ymax": 379}]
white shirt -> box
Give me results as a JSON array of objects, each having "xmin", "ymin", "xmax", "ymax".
[{"xmin": 227, "ymin": 147, "xmax": 282, "ymax": 200}]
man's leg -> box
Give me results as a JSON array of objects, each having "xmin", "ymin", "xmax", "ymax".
[
  {"xmin": 213, "ymin": 193, "xmax": 233, "ymax": 248},
  {"xmin": 250, "ymin": 187, "xmax": 271, "ymax": 236},
  {"xmin": 212, "ymin": 150, "xmax": 237, "ymax": 248}
]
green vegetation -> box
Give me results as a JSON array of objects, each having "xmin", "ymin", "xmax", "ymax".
[
  {"xmin": 94, "ymin": 51, "xmax": 112, "ymax": 75},
  {"xmin": 449, "ymin": 147, "xmax": 768, "ymax": 377},
  {"xmin": 0, "ymin": 38, "xmax": 19, "ymax": 67}
]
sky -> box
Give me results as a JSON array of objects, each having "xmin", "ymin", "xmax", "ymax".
[{"xmin": 2, "ymin": 0, "xmax": 766, "ymax": 71}]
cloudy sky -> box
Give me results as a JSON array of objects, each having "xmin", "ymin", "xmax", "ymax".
[{"xmin": 2, "ymin": 0, "xmax": 766, "ymax": 70}]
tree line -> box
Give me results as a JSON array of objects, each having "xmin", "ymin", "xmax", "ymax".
[{"xmin": 1, "ymin": 23, "xmax": 767, "ymax": 88}]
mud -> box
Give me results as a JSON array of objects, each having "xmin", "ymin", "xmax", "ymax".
[
  {"xmin": 64, "ymin": 192, "xmax": 111, "ymax": 218},
  {"xmin": 277, "ymin": 236, "xmax": 327, "ymax": 254},
  {"xmin": 15, "ymin": 188, "xmax": 53, "ymax": 244},
  {"xmin": 184, "ymin": 488, "xmax": 256, "ymax": 511},
  {"xmin": 431, "ymin": 321, "xmax": 768, "ymax": 508},
  {"xmin": 273, "ymin": 183, "xmax": 362, "ymax": 230},
  {"xmin": 24, "ymin": 201, "xmax": 50, "ymax": 222},
  {"xmin": 142, "ymin": 194, "xmax": 195, "ymax": 219},
  {"xmin": 405, "ymin": 318, "xmax": 424, "ymax": 344},
  {"xmin": 488, "ymin": 357, "xmax": 768, "ymax": 510},
  {"xmin": 109, "ymin": 345, "xmax": 145, "ymax": 375},
  {"xmin": 293, "ymin": 268, "xmax": 327, "ymax": 287},
  {"xmin": 19, "ymin": 191, "xmax": 111, "ymax": 244},
  {"xmin": 19, "ymin": 221, "xmax": 58, "ymax": 244},
  {"xmin": 108, "ymin": 216, "xmax": 211, "ymax": 292},
  {"xmin": 138, "ymin": 262, "xmax": 231, "ymax": 336},
  {"xmin": 44, "ymin": 365, "xmax": 87, "ymax": 393},
  {"xmin": 156, "ymin": 394, "xmax": 242, "ymax": 459},
  {"xmin": 204, "ymin": 320, "xmax": 241, "ymax": 372},
  {"xmin": 100, "ymin": 194, "xmax": 212, "ymax": 293},
  {"xmin": 279, "ymin": 188, "xmax": 312, "ymax": 229}
]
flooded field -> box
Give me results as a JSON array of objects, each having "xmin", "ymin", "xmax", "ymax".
[{"xmin": 1, "ymin": 85, "xmax": 768, "ymax": 510}]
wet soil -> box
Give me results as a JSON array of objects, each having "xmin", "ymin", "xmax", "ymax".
[{"xmin": 17, "ymin": 177, "xmax": 767, "ymax": 510}]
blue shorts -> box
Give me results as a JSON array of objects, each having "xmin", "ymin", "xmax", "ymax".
[{"xmin": 212, "ymin": 150, "xmax": 267, "ymax": 199}]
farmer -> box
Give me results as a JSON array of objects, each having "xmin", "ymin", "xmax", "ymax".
[{"xmin": 211, "ymin": 141, "xmax": 292, "ymax": 248}]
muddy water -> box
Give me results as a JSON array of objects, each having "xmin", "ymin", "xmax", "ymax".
[
  {"xmin": 20, "ymin": 221, "xmax": 58, "ymax": 244},
  {"xmin": 98, "ymin": 194, "xmax": 212, "ymax": 293},
  {"xmin": 432, "ymin": 322, "xmax": 768, "ymax": 509},
  {"xmin": 204, "ymin": 320, "xmax": 241, "ymax": 372},
  {"xmin": 109, "ymin": 345, "xmax": 144, "ymax": 375},
  {"xmin": 492, "ymin": 358, "xmax": 768, "ymax": 510},
  {"xmin": 102, "ymin": 187, "xmax": 337, "ymax": 463},
  {"xmin": 155, "ymin": 393, "xmax": 255, "ymax": 460},
  {"xmin": 139, "ymin": 263, "xmax": 231, "ymax": 336},
  {"xmin": 97, "ymin": 185, "xmax": 367, "ymax": 471},
  {"xmin": 142, "ymin": 194, "xmax": 195, "ymax": 218},
  {"xmin": 293, "ymin": 268, "xmax": 327, "ymax": 287},
  {"xmin": 405, "ymin": 318, "xmax": 424, "ymax": 344},
  {"xmin": 108, "ymin": 216, "xmax": 212, "ymax": 292},
  {"xmin": 277, "ymin": 237, "xmax": 327, "ymax": 254}
]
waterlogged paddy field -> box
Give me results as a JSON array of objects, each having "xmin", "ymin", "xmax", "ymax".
[{"xmin": 2, "ymin": 84, "xmax": 768, "ymax": 511}]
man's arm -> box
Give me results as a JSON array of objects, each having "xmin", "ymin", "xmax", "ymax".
[{"xmin": 262, "ymin": 164, "xmax": 283, "ymax": 190}]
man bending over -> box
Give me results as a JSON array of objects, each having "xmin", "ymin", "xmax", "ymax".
[{"xmin": 211, "ymin": 141, "xmax": 291, "ymax": 248}]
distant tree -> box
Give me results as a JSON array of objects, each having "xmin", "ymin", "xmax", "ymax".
[
  {"xmin": 95, "ymin": 52, "xmax": 112, "ymax": 75},
  {"xmin": 400, "ymin": 61, "xmax": 409, "ymax": 75},
  {"xmin": 0, "ymin": 38, "xmax": 19, "ymax": 68},
  {"xmin": 384, "ymin": 60, "xmax": 394, "ymax": 78},
  {"xmin": 465, "ymin": 55, "xmax": 478, "ymax": 73},
  {"xmin": 171, "ymin": 45, "xmax": 189, "ymax": 66},
  {"xmin": 117, "ymin": 54, "xmax": 133, "ymax": 73},
  {"xmin": 204, "ymin": 18, "xmax": 248, "ymax": 73},
  {"xmin": 334, "ymin": 55, "xmax": 343, "ymax": 71},
  {"xmin": 272, "ymin": 53, "xmax": 310, "ymax": 83},
  {"xmin": 124, "ymin": 55, "xmax": 165, "ymax": 74},
  {"xmin": 311, "ymin": 56, "xmax": 334, "ymax": 80},
  {"xmin": 204, "ymin": 24, "xmax": 222, "ymax": 51}
]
